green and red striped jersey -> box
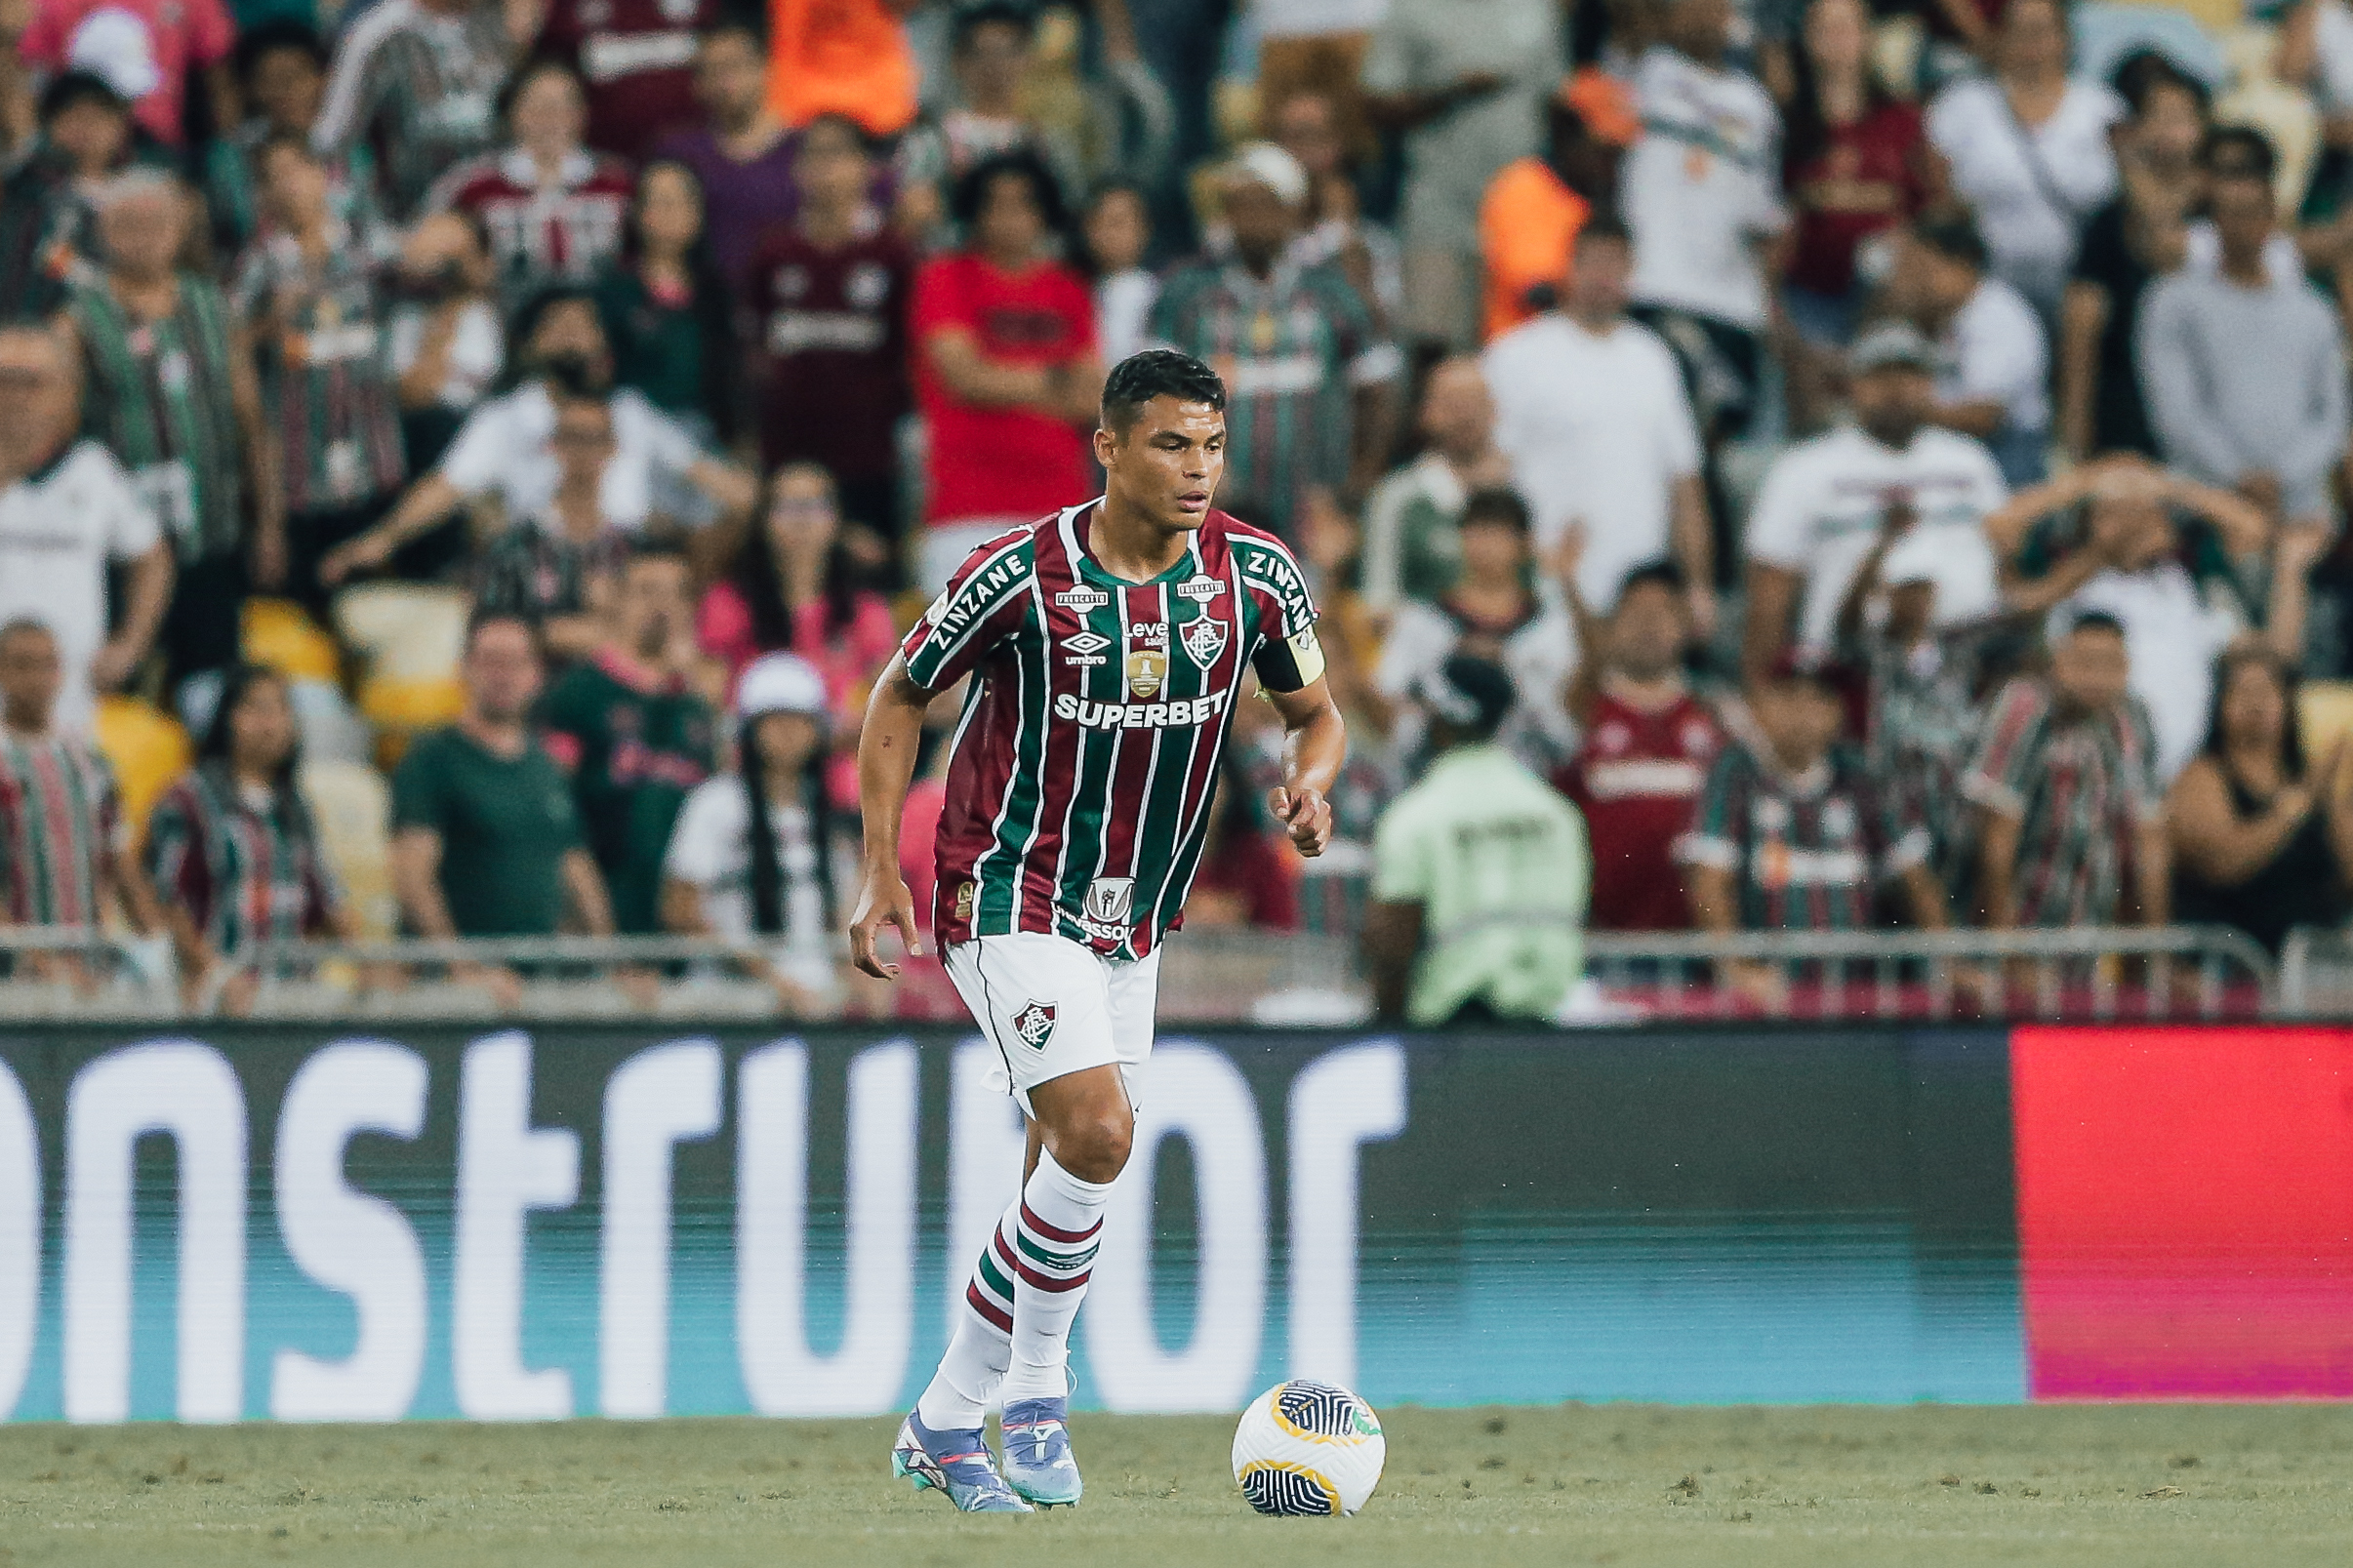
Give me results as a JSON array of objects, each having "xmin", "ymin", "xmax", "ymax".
[{"xmin": 902, "ymin": 503, "xmax": 1324, "ymax": 959}]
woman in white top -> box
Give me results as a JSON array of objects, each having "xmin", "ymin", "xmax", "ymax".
[
  {"xmin": 662, "ymin": 653, "xmax": 844, "ymax": 1013},
  {"xmin": 1926, "ymin": 0, "xmax": 2122, "ymax": 323}
]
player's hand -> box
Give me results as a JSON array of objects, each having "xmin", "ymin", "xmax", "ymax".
[
  {"xmin": 849, "ymin": 867, "xmax": 922, "ymax": 980},
  {"xmin": 1269, "ymin": 785, "xmax": 1334, "ymax": 859}
]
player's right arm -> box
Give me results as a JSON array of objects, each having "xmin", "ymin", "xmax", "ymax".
[{"xmin": 849, "ymin": 654, "xmax": 931, "ymax": 980}]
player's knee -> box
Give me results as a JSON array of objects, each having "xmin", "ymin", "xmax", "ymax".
[{"xmin": 1058, "ymin": 1106, "xmax": 1133, "ymax": 1183}]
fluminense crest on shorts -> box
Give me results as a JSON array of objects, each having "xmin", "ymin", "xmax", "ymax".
[{"xmin": 1012, "ymin": 1001, "xmax": 1057, "ymax": 1049}]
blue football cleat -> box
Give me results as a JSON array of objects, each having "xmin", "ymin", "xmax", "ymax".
[
  {"xmin": 999, "ymin": 1397, "xmax": 1083, "ymax": 1508},
  {"xmin": 892, "ymin": 1412, "xmax": 1034, "ymax": 1512}
]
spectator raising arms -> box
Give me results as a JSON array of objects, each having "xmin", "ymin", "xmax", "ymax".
[
  {"xmin": 2170, "ymin": 646, "xmax": 2353, "ymax": 955},
  {"xmin": 911, "ymin": 149, "xmax": 1099, "ymax": 593},
  {"xmin": 428, "ymin": 57, "xmax": 636, "ymax": 301},
  {"xmin": 144, "ymin": 664, "xmax": 361, "ymax": 1014},
  {"xmin": 314, "ymin": 0, "xmax": 528, "ymax": 222}
]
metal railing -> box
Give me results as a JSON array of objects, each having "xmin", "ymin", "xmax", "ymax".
[{"xmin": 0, "ymin": 923, "xmax": 2291, "ymax": 1024}]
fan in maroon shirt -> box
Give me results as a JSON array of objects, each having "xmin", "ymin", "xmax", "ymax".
[
  {"xmin": 539, "ymin": 0, "xmax": 718, "ymax": 161},
  {"xmin": 1556, "ymin": 562, "xmax": 1724, "ymax": 931},
  {"xmin": 430, "ymin": 59, "xmax": 635, "ymax": 292},
  {"xmin": 744, "ymin": 112, "xmax": 913, "ymax": 535}
]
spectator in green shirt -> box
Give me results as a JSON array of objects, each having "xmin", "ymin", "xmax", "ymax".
[
  {"xmin": 390, "ymin": 612, "xmax": 618, "ymax": 1011},
  {"xmin": 542, "ymin": 544, "xmax": 718, "ymax": 934},
  {"xmin": 1365, "ymin": 654, "xmax": 1590, "ymax": 1025}
]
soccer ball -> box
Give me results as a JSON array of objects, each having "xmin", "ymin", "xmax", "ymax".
[{"xmin": 1231, "ymin": 1380, "xmax": 1386, "ymax": 1516}]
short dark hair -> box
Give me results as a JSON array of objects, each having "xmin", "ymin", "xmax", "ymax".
[
  {"xmin": 234, "ymin": 19, "xmax": 327, "ymax": 83},
  {"xmin": 624, "ymin": 540, "xmax": 693, "ymax": 576},
  {"xmin": 1618, "ymin": 559, "xmax": 1686, "ymax": 601},
  {"xmin": 498, "ymin": 55, "xmax": 586, "ymax": 134},
  {"xmin": 951, "ymin": 146, "xmax": 1069, "ymax": 234},
  {"xmin": 1101, "ymin": 349, "xmax": 1225, "ymax": 432},
  {"xmin": 797, "ymin": 111, "xmax": 874, "ymax": 157},
  {"xmin": 0, "ymin": 616, "xmax": 56, "ymax": 650},
  {"xmin": 953, "ymin": 0, "xmax": 1035, "ymax": 52},
  {"xmin": 2067, "ymin": 609, "xmax": 2128, "ymax": 641},
  {"xmin": 2111, "ymin": 48, "xmax": 2208, "ymax": 117},
  {"xmin": 1460, "ymin": 486, "xmax": 1532, "ymax": 534},
  {"xmin": 38, "ymin": 70, "xmax": 127, "ymax": 125},
  {"xmin": 466, "ymin": 609, "xmax": 542, "ymax": 655},
  {"xmin": 2202, "ymin": 124, "xmax": 2278, "ymax": 182},
  {"xmin": 1911, "ymin": 213, "xmax": 1989, "ymax": 271},
  {"xmin": 1575, "ymin": 214, "xmax": 1633, "ymax": 253}
]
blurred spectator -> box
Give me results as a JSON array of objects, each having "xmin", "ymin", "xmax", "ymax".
[
  {"xmin": 663, "ymin": 652, "xmax": 843, "ymax": 1014},
  {"xmin": 231, "ymin": 132, "xmax": 409, "ymax": 614},
  {"xmin": 2137, "ymin": 155, "xmax": 2350, "ymax": 540},
  {"xmin": 145, "ymin": 663, "xmax": 361, "ymax": 1013},
  {"xmin": 2170, "ymin": 645, "xmax": 2353, "ymax": 955},
  {"xmin": 0, "ymin": 72, "xmax": 147, "ymax": 319},
  {"xmin": 1149, "ymin": 143, "xmax": 1398, "ymax": 539},
  {"xmin": 427, "ymin": 58, "xmax": 635, "ymax": 300},
  {"xmin": 0, "ymin": 620, "xmax": 155, "ymax": 964},
  {"xmin": 314, "ymin": 0, "xmax": 526, "ymax": 222},
  {"xmin": 1557, "ymin": 562, "xmax": 1723, "ymax": 932},
  {"xmin": 744, "ymin": 113, "xmax": 913, "ymax": 537},
  {"xmin": 2056, "ymin": 53, "xmax": 2209, "ymax": 463},
  {"xmin": 900, "ymin": 2, "xmax": 1084, "ymax": 211},
  {"xmin": 1477, "ymin": 67, "xmax": 1635, "ymax": 344},
  {"xmin": 1743, "ymin": 322, "xmax": 2006, "ymax": 683},
  {"xmin": 696, "ymin": 462, "xmax": 898, "ymax": 804},
  {"xmin": 1184, "ymin": 764, "xmax": 1302, "ymax": 931},
  {"xmin": 1255, "ymin": 0, "xmax": 1380, "ymax": 166},
  {"xmin": 1271, "ymin": 85, "xmax": 1403, "ymax": 330},
  {"xmin": 543, "ymin": 544, "xmax": 717, "ymax": 934},
  {"xmin": 1359, "ymin": 355, "xmax": 1511, "ymax": 621},
  {"xmin": 1374, "ymin": 486, "xmax": 1577, "ymax": 769},
  {"xmin": 656, "ymin": 19, "xmax": 801, "ymax": 289},
  {"xmin": 911, "ymin": 149, "xmax": 1098, "ymax": 593},
  {"xmin": 538, "ymin": 0, "xmax": 717, "ymax": 161},
  {"xmin": 67, "ymin": 172, "xmax": 281, "ymax": 705},
  {"xmin": 205, "ymin": 23, "xmax": 381, "ymax": 261},
  {"xmin": 387, "ymin": 210, "xmax": 505, "ymax": 472},
  {"xmin": 1996, "ymin": 455, "xmax": 2310, "ymax": 784},
  {"xmin": 1231, "ymin": 661, "xmax": 1397, "ymax": 937},
  {"xmin": 1484, "ymin": 217, "xmax": 1714, "ymax": 625},
  {"xmin": 471, "ymin": 378, "xmax": 629, "ymax": 663},
  {"xmin": 16, "ymin": 0, "xmax": 236, "ymax": 149},
  {"xmin": 764, "ymin": 0, "xmax": 918, "ymax": 139},
  {"xmin": 0, "ymin": 321, "xmax": 171, "ymax": 738},
  {"xmin": 1622, "ymin": 0, "xmax": 1786, "ymax": 462},
  {"xmin": 594, "ymin": 160, "xmax": 741, "ymax": 447},
  {"xmin": 1681, "ymin": 650, "xmax": 1948, "ymax": 971},
  {"xmin": 1361, "ymin": 0, "xmax": 1563, "ymax": 349},
  {"xmin": 1968, "ymin": 609, "xmax": 2167, "ymax": 930},
  {"xmin": 1780, "ymin": 0, "xmax": 1933, "ymax": 355},
  {"xmin": 1887, "ymin": 213, "xmax": 2051, "ymax": 487},
  {"xmin": 391, "ymin": 612, "xmax": 615, "ymax": 1009},
  {"xmin": 1365, "ymin": 654, "xmax": 1590, "ymax": 1025},
  {"xmin": 323, "ymin": 288, "xmax": 755, "ymax": 583},
  {"xmin": 1081, "ymin": 180, "xmax": 1157, "ymax": 366},
  {"xmin": 1925, "ymin": 0, "xmax": 2120, "ymax": 324}
]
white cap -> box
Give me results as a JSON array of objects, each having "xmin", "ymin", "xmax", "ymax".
[
  {"xmin": 1224, "ymin": 141, "xmax": 1310, "ymax": 208},
  {"xmin": 66, "ymin": 9, "xmax": 162, "ymax": 103},
  {"xmin": 734, "ymin": 652, "xmax": 829, "ymax": 721},
  {"xmin": 1881, "ymin": 530, "xmax": 1947, "ymax": 589}
]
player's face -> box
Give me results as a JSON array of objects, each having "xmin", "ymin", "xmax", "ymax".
[
  {"xmin": 0, "ymin": 627, "xmax": 61, "ymax": 726},
  {"xmin": 1098, "ymin": 398, "xmax": 1225, "ymax": 530}
]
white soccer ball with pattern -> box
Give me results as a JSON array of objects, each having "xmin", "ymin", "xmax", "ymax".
[{"xmin": 1231, "ymin": 1380, "xmax": 1386, "ymax": 1516}]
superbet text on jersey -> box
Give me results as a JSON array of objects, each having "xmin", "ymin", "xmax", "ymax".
[{"xmin": 900, "ymin": 503, "xmax": 1324, "ymax": 960}]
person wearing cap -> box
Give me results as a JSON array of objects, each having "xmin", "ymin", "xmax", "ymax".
[
  {"xmin": 17, "ymin": 0, "xmax": 237, "ymax": 150},
  {"xmin": 1148, "ymin": 141, "xmax": 1399, "ymax": 539},
  {"xmin": 1742, "ymin": 318, "xmax": 2008, "ymax": 689},
  {"xmin": 662, "ymin": 651, "xmax": 846, "ymax": 1015},
  {"xmin": 1680, "ymin": 648, "xmax": 1949, "ymax": 1002},
  {"xmin": 1884, "ymin": 212, "xmax": 2051, "ymax": 488},
  {"xmin": 1365, "ymin": 653, "xmax": 1590, "ymax": 1025},
  {"xmin": 1476, "ymin": 67, "xmax": 1637, "ymax": 343}
]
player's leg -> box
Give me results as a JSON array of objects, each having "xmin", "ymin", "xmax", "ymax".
[{"xmin": 913, "ymin": 1120, "xmax": 1044, "ymax": 1436}]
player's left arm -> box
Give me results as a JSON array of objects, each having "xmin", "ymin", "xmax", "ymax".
[{"xmin": 1261, "ymin": 678, "xmax": 1346, "ymax": 858}]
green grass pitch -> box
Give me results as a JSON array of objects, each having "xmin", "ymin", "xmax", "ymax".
[{"xmin": 4, "ymin": 1405, "xmax": 2351, "ymax": 1566}]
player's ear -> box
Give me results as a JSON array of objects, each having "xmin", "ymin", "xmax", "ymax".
[{"xmin": 1092, "ymin": 422, "xmax": 1118, "ymax": 469}]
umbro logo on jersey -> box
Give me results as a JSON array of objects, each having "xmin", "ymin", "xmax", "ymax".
[
  {"xmin": 1055, "ymin": 585, "xmax": 1111, "ymax": 611},
  {"xmin": 1061, "ymin": 631, "xmax": 1112, "ymax": 655},
  {"xmin": 1176, "ymin": 575, "xmax": 1226, "ymax": 602},
  {"xmin": 1012, "ymin": 1001, "xmax": 1057, "ymax": 1049}
]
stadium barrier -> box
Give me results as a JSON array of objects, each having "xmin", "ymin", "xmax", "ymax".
[{"xmin": 0, "ymin": 1020, "xmax": 2346, "ymax": 1423}]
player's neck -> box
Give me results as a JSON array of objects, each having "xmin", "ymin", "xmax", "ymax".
[{"xmin": 1090, "ymin": 495, "xmax": 1191, "ymax": 584}]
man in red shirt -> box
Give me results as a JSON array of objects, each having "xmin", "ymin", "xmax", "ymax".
[
  {"xmin": 910, "ymin": 147, "xmax": 1100, "ymax": 593},
  {"xmin": 1557, "ymin": 560, "xmax": 1723, "ymax": 930},
  {"xmin": 18, "ymin": 0, "xmax": 236, "ymax": 147},
  {"xmin": 538, "ymin": 0, "xmax": 717, "ymax": 161},
  {"xmin": 745, "ymin": 112, "xmax": 913, "ymax": 544}
]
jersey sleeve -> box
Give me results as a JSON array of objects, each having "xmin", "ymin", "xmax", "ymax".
[
  {"xmin": 899, "ymin": 534, "xmax": 1034, "ymax": 692},
  {"xmin": 1742, "ymin": 449, "xmax": 1819, "ymax": 571},
  {"xmin": 1674, "ymin": 748, "xmax": 1745, "ymax": 871},
  {"xmin": 662, "ymin": 781, "xmax": 732, "ymax": 886},
  {"xmin": 1962, "ymin": 678, "xmax": 2047, "ymax": 821},
  {"xmin": 1236, "ymin": 537, "xmax": 1326, "ymax": 693}
]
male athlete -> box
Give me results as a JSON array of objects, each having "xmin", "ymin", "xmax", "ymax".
[{"xmin": 850, "ymin": 349, "xmax": 1346, "ymax": 1511}]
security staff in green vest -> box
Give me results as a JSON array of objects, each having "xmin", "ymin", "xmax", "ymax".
[{"xmin": 1364, "ymin": 653, "xmax": 1591, "ymax": 1025}]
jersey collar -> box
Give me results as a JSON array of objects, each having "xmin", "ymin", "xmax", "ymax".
[{"xmin": 1063, "ymin": 499, "xmax": 1204, "ymax": 589}]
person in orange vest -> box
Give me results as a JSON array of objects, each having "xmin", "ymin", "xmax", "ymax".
[
  {"xmin": 766, "ymin": 0, "xmax": 920, "ymax": 138},
  {"xmin": 1476, "ymin": 68, "xmax": 1638, "ymax": 342}
]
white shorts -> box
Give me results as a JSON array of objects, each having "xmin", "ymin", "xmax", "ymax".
[{"xmin": 944, "ymin": 931, "xmax": 1161, "ymax": 1116}]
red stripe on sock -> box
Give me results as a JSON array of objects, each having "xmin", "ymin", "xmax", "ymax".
[
  {"xmin": 994, "ymin": 1229, "xmax": 1019, "ymax": 1270},
  {"xmin": 1014, "ymin": 1260, "xmax": 1092, "ymax": 1294},
  {"xmin": 965, "ymin": 1281, "xmax": 1013, "ymax": 1333},
  {"xmin": 1020, "ymin": 1200, "xmax": 1103, "ymax": 1246}
]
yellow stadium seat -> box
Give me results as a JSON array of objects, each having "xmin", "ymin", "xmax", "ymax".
[
  {"xmin": 241, "ymin": 598, "xmax": 343, "ymax": 684},
  {"xmin": 92, "ymin": 695, "xmax": 191, "ymax": 843},
  {"xmin": 333, "ymin": 583, "xmax": 471, "ymax": 683},
  {"xmin": 301, "ymin": 759, "xmax": 395, "ymax": 937},
  {"xmin": 357, "ymin": 674, "xmax": 467, "ymax": 733}
]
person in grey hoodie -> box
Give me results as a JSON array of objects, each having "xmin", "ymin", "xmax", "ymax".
[{"xmin": 2135, "ymin": 143, "xmax": 2348, "ymax": 539}]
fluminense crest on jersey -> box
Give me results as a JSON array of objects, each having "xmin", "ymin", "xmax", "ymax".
[{"xmin": 897, "ymin": 501, "xmax": 1322, "ymax": 961}]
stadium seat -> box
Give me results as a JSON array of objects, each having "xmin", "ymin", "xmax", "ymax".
[
  {"xmin": 289, "ymin": 678, "xmax": 374, "ymax": 767},
  {"xmin": 301, "ymin": 758, "xmax": 396, "ymax": 937},
  {"xmin": 335, "ymin": 583, "xmax": 471, "ymax": 758},
  {"xmin": 92, "ymin": 695, "xmax": 191, "ymax": 844},
  {"xmin": 241, "ymin": 598, "xmax": 344, "ymax": 684}
]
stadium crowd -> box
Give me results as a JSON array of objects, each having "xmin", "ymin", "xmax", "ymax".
[{"xmin": 3, "ymin": 0, "xmax": 2353, "ymax": 1021}]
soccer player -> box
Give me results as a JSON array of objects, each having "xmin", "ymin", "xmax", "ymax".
[{"xmin": 850, "ymin": 349, "xmax": 1346, "ymax": 1512}]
